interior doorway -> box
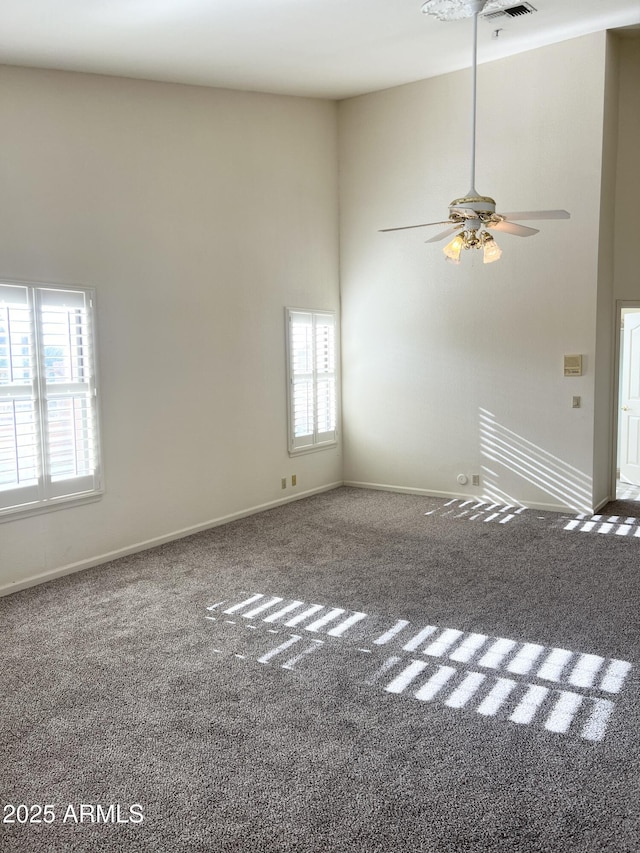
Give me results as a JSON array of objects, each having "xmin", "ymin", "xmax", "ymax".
[{"xmin": 615, "ymin": 302, "xmax": 640, "ymax": 500}]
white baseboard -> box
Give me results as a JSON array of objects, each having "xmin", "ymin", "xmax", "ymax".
[
  {"xmin": 344, "ymin": 481, "xmax": 480, "ymax": 501},
  {"xmin": 343, "ymin": 480, "xmax": 590, "ymax": 515},
  {"xmin": 0, "ymin": 481, "xmax": 343, "ymax": 598}
]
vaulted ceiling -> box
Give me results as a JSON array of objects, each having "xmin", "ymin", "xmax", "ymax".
[{"xmin": 0, "ymin": 0, "xmax": 638, "ymax": 99}]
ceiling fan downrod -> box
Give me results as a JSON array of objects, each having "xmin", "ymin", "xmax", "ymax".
[
  {"xmin": 453, "ymin": 0, "xmax": 496, "ymax": 215},
  {"xmin": 468, "ymin": 2, "xmax": 482, "ymax": 198}
]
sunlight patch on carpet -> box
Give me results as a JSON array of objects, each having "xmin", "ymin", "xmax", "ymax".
[
  {"xmin": 562, "ymin": 513, "xmax": 640, "ymax": 536},
  {"xmin": 203, "ymin": 592, "xmax": 632, "ymax": 744},
  {"xmin": 425, "ymin": 498, "xmax": 640, "ymax": 537},
  {"xmin": 425, "ymin": 500, "xmax": 526, "ymax": 525}
]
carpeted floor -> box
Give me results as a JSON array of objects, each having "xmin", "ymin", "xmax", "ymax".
[{"xmin": 2, "ymin": 487, "xmax": 639, "ymax": 852}]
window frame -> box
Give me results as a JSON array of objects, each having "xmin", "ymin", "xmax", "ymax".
[
  {"xmin": 285, "ymin": 307, "xmax": 339, "ymax": 456},
  {"xmin": 0, "ymin": 280, "xmax": 103, "ymax": 522}
]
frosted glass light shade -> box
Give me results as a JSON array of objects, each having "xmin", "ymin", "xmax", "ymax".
[
  {"xmin": 443, "ymin": 234, "xmax": 464, "ymax": 263},
  {"xmin": 482, "ymin": 236, "xmax": 502, "ymax": 264}
]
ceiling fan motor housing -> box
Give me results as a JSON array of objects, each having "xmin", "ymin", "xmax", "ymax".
[{"xmin": 449, "ymin": 194, "xmax": 497, "ymax": 220}]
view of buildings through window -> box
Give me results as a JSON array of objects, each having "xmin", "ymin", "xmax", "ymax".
[{"xmin": 0, "ymin": 283, "xmax": 101, "ymax": 515}]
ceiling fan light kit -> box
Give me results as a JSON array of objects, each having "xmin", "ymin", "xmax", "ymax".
[
  {"xmin": 380, "ymin": 0, "xmax": 570, "ymax": 266},
  {"xmin": 444, "ymin": 229, "xmax": 502, "ymax": 264}
]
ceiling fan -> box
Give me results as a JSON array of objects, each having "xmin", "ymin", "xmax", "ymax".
[{"xmin": 380, "ymin": 0, "xmax": 570, "ymax": 264}]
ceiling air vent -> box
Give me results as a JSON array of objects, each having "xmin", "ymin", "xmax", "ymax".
[
  {"xmin": 504, "ymin": 3, "xmax": 536, "ymax": 16},
  {"xmin": 483, "ymin": 3, "xmax": 537, "ymax": 21}
]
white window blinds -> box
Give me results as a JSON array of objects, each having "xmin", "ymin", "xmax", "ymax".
[
  {"xmin": 286, "ymin": 309, "xmax": 337, "ymax": 453},
  {"xmin": 0, "ymin": 282, "xmax": 102, "ymax": 517}
]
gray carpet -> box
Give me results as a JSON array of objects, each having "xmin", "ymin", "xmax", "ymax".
[{"xmin": 2, "ymin": 487, "xmax": 639, "ymax": 852}]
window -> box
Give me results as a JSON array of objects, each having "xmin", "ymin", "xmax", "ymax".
[
  {"xmin": 286, "ymin": 308, "xmax": 338, "ymax": 454},
  {"xmin": 0, "ymin": 282, "xmax": 102, "ymax": 518}
]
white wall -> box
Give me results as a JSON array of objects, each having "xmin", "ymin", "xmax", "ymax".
[
  {"xmin": 0, "ymin": 66, "xmax": 341, "ymax": 592},
  {"xmin": 339, "ymin": 33, "xmax": 610, "ymax": 513}
]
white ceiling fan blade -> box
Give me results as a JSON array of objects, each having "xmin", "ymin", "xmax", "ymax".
[
  {"xmin": 497, "ymin": 209, "xmax": 570, "ymax": 221},
  {"xmin": 490, "ymin": 220, "xmax": 540, "ymax": 237},
  {"xmin": 425, "ymin": 224, "xmax": 462, "ymax": 244},
  {"xmin": 379, "ymin": 220, "xmax": 453, "ymax": 233}
]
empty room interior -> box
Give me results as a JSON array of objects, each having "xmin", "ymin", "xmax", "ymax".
[{"xmin": 2, "ymin": 1, "xmax": 640, "ymax": 851}]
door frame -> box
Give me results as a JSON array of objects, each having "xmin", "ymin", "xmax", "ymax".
[{"xmin": 611, "ymin": 300, "xmax": 640, "ymax": 498}]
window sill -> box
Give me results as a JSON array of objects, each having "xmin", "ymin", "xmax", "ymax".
[
  {"xmin": 288, "ymin": 441, "xmax": 338, "ymax": 458},
  {"xmin": 0, "ymin": 490, "xmax": 104, "ymax": 524}
]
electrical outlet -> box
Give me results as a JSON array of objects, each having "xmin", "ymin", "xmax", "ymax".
[
  {"xmin": 291, "ymin": 474, "xmax": 297, "ymax": 486},
  {"xmin": 281, "ymin": 478, "xmax": 287, "ymax": 489},
  {"xmin": 472, "ymin": 474, "xmax": 480, "ymax": 486}
]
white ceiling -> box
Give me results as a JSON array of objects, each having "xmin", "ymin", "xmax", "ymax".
[{"xmin": 0, "ymin": 0, "xmax": 638, "ymax": 99}]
